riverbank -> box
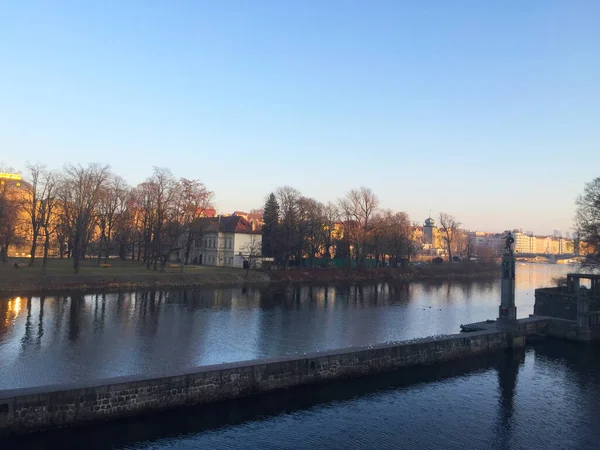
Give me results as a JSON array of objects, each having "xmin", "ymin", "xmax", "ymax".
[
  {"xmin": 268, "ymin": 262, "xmax": 501, "ymax": 284},
  {"xmin": 0, "ymin": 258, "xmax": 500, "ymax": 295}
]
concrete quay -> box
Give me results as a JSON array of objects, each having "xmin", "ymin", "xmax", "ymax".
[{"xmin": 0, "ymin": 327, "xmax": 527, "ymax": 436}]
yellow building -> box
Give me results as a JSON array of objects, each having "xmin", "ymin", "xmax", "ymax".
[
  {"xmin": 0, "ymin": 173, "xmax": 32, "ymax": 257},
  {"xmin": 514, "ymin": 232, "xmax": 533, "ymax": 253},
  {"xmin": 414, "ymin": 218, "xmax": 445, "ymax": 256}
]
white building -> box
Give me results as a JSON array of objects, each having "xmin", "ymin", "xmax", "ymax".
[{"xmin": 175, "ymin": 216, "xmax": 262, "ymax": 268}]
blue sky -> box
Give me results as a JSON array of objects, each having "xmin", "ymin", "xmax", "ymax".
[{"xmin": 1, "ymin": 1, "xmax": 599, "ymax": 235}]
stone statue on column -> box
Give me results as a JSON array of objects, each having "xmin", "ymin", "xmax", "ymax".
[
  {"xmin": 499, "ymin": 231, "xmax": 517, "ymax": 322},
  {"xmin": 503, "ymin": 231, "xmax": 515, "ymax": 255}
]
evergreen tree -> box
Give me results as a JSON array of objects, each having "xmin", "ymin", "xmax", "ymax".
[{"xmin": 262, "ymin": 193, "xmax": 280, "ymax": 258}]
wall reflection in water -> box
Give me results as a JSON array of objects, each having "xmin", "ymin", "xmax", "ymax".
[{"xmin": 0, "ymin": 264, "xmax": 574, "ymax": 390}]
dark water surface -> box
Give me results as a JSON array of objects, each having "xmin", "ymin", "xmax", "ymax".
[
  {"xmin": 4, "ymin": 342, "xmax": 600, "ymax": 450},
  {"xmin": 0, "ymin": 264, "xmax": 572, "ymax": 390}
]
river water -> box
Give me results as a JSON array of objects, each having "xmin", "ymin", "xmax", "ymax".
[
  {"xmin": 4, "ymin": 342, "xmax": 600, "ymax": 450},
  {"xmin": 0, "ymin": 263, "xmax": 573, "ymax": 390},
  {"xmin": 4, "ymin": 264, "xmax": 600, "ymax": 450}
]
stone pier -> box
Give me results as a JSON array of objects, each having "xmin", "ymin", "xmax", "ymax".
[
  {"xmin": 0, "ymin": 330, "xmax": 526, "ymax": 436},
  {"xmin": 498, "ymin": 246, "xmax": 517, "ymax": 322}
]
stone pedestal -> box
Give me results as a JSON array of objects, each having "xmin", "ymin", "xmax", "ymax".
[
  {"xmin": 577, "ymin": 292, "xmax": 590, "ymax": 341},
  {"xmin": 498, "ymin": 252, "xmax": 517, "ymax": 322}
]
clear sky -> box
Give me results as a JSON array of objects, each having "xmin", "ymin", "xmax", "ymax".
[{"xmin": 1, "ymin": 1, "xmax": 599, "ymax": 235}]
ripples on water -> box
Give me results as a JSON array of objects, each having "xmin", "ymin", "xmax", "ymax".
[
  {"xmin": 0, "ymin": 264, "xmax": 573, "ymax": 389},
  {"xmin": 5, "ymin": 342, "xmax": 600, "ymax": 450}
]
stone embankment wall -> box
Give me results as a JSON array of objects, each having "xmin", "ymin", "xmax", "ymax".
[
  {"xmin": 534, "ymin": 288, "xmax": 579, "ymax": 320},
  {"xmin": 534, "ymin": 287, "xmax": 600, "ymax": 321},
  {"xmin": 0, "ymin": 330, "xmax": 522, "ymax": 436}
]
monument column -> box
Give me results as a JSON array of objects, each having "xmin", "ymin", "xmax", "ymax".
[{"xmin": 498, "ymin": 232, "xmax": 517, "ymax": 322}]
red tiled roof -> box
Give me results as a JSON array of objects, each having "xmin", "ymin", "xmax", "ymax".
[
  {"xmin": 200, "ymin": 207, "xmax": 217, "ymax": 217},
  {"xmin": 191, "ymin": 216, "xmax": 261, "ymax": 234}
]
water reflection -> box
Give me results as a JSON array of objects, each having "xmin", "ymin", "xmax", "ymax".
[
  {"xmin": 492, "ymin": 351, "xmax": 523, "ymax": 450},
  {"xmin": 0, "ymin": 264, "xmax": 574, "ymax": 390}
]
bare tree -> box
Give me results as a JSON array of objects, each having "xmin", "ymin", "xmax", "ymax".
[
  {"xmin": 319, "ymin": 202, "xmax": 339, "ymax": 264},
  {"xmin": 296, "ymin": 196, "xmax": 319, "ymax": 264},
  {"xmin": 112, "ymin": 186, "xmax": 135, "ymax": 260},
  {"xmin": 133, "ymin": 181, "xmax": 157, "ymax": 266},
  {"xmin": 23, "ymin": 164, "xmax": 59, "ymax": 268},
  {"xmin": 382, "ymin": 211, "xmax": 414, "ymax": 266},
  {"xmin": 241, "ymin": 235, "xmax": 262, "ymax": 276},
  {"xmin": 139, "ymin": 175, "xmax": 213, "ymax": 272},
  {"xmin": 338, "ymin": 187, "xmax": 379, "ymax": 269},
  {"xmin": 23, "ymin": 163, "xmax": 48, "ymax": 266},
  {"xmin": 58, "ymin": 164, "xmax": 111, "ymax": 273},
  {"xmin": 178, "ymin": 178, "xmax": 214, "ymax": 271},
  {"xmin": 144, "ymin": 167, "xmax": 178, "ymax": 271},
  {"xmin": 439, "ymin": 212, "xmax": 461, "ymax": 262},
  {"xmin": 276, "ymin": 186, "xmax": 301, "ymax": 265},
  {"xmin": 575, "ymin": 177, "xmax": 600, "ymax": 269},
  {"xmin": 96, "ymin": 175, "xmax": 128, "ymax": 265},
  {"xmin": 39, "ymin": 171, "xmax": 58, "ymax": 273},
  {"xmin": 300, "ymin": 198, "xmax": 327, "ymax": 267}
]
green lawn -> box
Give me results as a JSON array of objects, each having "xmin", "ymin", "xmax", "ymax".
[{"xmin": 0, "ymin": 257, "xmax": 246, "ymax": 277}]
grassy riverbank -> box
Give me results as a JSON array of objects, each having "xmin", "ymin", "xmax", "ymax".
[
  {"xmin": 0, "ymin": 258, "xmax": 500, "ymax": 295},
  {"xmin": 0, "ymin": 258, "xmax": 270, "ymax": 294}
]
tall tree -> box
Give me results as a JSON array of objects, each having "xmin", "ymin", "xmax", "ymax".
[
  {"xmin": 58, "ymin": 163, "xmax": 111, "ymax": 273},
  {"xmin": 134, "ymin": 181, "xmax": 157, "ymax": 265},
  {"xmin": 338, "ymin": 187, "xmax": 379, "ymax": 269},
  {"xmin": 318, "ymin": 202, "xmax": 339, "ymax": 264},
  {"xmin": 299, "ymin": 197, "xmax": 323, "ymax": 266},
  {"xmin": 276, "ymin": 186, "xmax": 301, "ymax": 265},
  {"xmin": 112, "ymin": 188, "xmax": 135, "ymax": 260},
  {"xmin": 146, "ymin": 167, "xmax": 177, "ymax": 271},
  {"xmin": 24, "ymin": 163, "xmax": 49, "ymax": 266},
  {"xmin": 96, "ymin": 175, "xmax": 128, "ymax": 264},
  {"xmin": 261, "ymin": 193, "xmax": 280, "ymax": 258},
  {"xmin": 439, "ymin": 212, "xmax": 461, "ymax": 262},
  {"xmin": 178, "ymin": 178, "xmax": 213, "ymax": 269},
  {"xmin": 39, "ymin": 171, "xmax": 58, "ymax": 273},
  {"xmin": 575, "ymin": 177, "xmax": 600, "ymax": 269},
  {"xmin": 241, "ymin": 235, "xmax": 262, "ymax": 276}
]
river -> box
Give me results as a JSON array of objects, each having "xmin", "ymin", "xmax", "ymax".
[
  {"xmin": 4, "ymin": 340, "xmax": 600, "ymax": 450},
  {"xmin": 3, "ymin": 263, "xmax": 600, "ymax": 450},
  {"xmin": 0, "ymin": 263, "xmax": 573, "ymax": 390}
]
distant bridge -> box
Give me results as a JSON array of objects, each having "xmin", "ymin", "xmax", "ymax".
[{"xmin": 514, "ymin": 253, "xmax": 583, "ymax": 262}]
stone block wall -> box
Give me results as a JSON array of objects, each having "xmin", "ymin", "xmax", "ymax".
[
  {"xmin": 0, "ymin": 330, "xmax": 517, "ymax": 436},
  {"xmin": 534, "ymin": 288, "xmax": 578, "ymax": 320},
  {"xmin": 535, "ymin": 288, "xmax": 600, "ymax": 325}
]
